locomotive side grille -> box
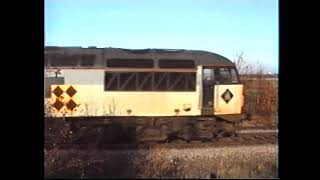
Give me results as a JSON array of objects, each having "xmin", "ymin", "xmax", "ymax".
[{"xmin": 104, "ymin": 72, "xmax": 196, "ymax": 91}]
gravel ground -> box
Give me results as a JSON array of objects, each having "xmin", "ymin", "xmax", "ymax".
[{"xmin": 45, "ymin": 144, "xmax": 278, "ymax": 179}]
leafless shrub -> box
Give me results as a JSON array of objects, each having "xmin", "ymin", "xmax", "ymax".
[
  {"xmin": 234, "ymin": 52, "xmax": 278, "ymax": 122},
  {"xmin": 234, "ymin": 52, "xmax": 254, "ymax": 75}
]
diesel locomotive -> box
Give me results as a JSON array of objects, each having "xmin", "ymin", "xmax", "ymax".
[{"xmin": 44, "ymin": 46, "xmax": 246, "ymax": 143}]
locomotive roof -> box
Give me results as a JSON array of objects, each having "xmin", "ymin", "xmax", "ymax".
[{"xmin": 45, "ymin": 46, "xmax": 235, "ymax": 67}]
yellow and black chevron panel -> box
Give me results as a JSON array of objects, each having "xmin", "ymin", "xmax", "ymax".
[{"xmin": 50, "ymin": 85, "xmax": 79, "ymax": 113}]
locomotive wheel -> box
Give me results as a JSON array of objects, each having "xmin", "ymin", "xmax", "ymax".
[
  {"xmin": 216, "ymin": 121, "xmax": 236, "ymax": 137},
  {"xmin": 195, "ymin": 120, "xmax": 214, "ymax": 130},
  {"xmin": 137, "ymin": 126, "xmax": 168, "ymax": 142},
  {"xmin": 177, "ymin": 125, "xmax": 196, "ymax": 141},
  {"xmin": 197, "ymin": 129, "xmax": 214, "ymax": 140}
]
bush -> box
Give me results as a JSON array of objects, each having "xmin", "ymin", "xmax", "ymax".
[
  {"xmin": 234, "ymin": 52, "xmax": 278, "ymax": 121},
  {"xmin": 242, "ymin": 77, "xmax": 277, "ymax": 120}
]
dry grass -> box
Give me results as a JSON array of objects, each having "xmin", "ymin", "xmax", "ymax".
[
  {"xmin": 242, "ymin": 78, "xmax": 277, "ymax": 120},
  {"xmin": 44, "ymin": 145, "xmax": 278, "ymax": 179}
]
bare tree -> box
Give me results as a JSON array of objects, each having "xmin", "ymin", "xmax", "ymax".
[{"xmin": 233, "ymin": 52, "xmax": 254, "ymax": 74}]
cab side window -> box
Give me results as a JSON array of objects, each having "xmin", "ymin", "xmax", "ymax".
[
  {"xmin": 218, "ymin": 68, "xmax": 232, "ymax": 83},
  {"xmin": 215, "ymin": 67, "xmax": 239, "ymax": 84},
  {"xmin": 230, "ymin": 68, "xmax": 239, "ymax": 83},
  {"xmin": 203, "ymin": 69, "xmax": 214, "ymax": 82}
]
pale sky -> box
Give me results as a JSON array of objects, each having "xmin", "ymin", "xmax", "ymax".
[{"xmin": 45, "ymin": 0, "xmax": 278, "ymax": 73}]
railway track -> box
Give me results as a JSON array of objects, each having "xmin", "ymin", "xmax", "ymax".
[
  {"xmin": 138, "ymin": 130, "xmax": 277, "ymax": 149},
  {"xmin": 45, "ymin": 129, "xmax": 277, "ymax": 150}
]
